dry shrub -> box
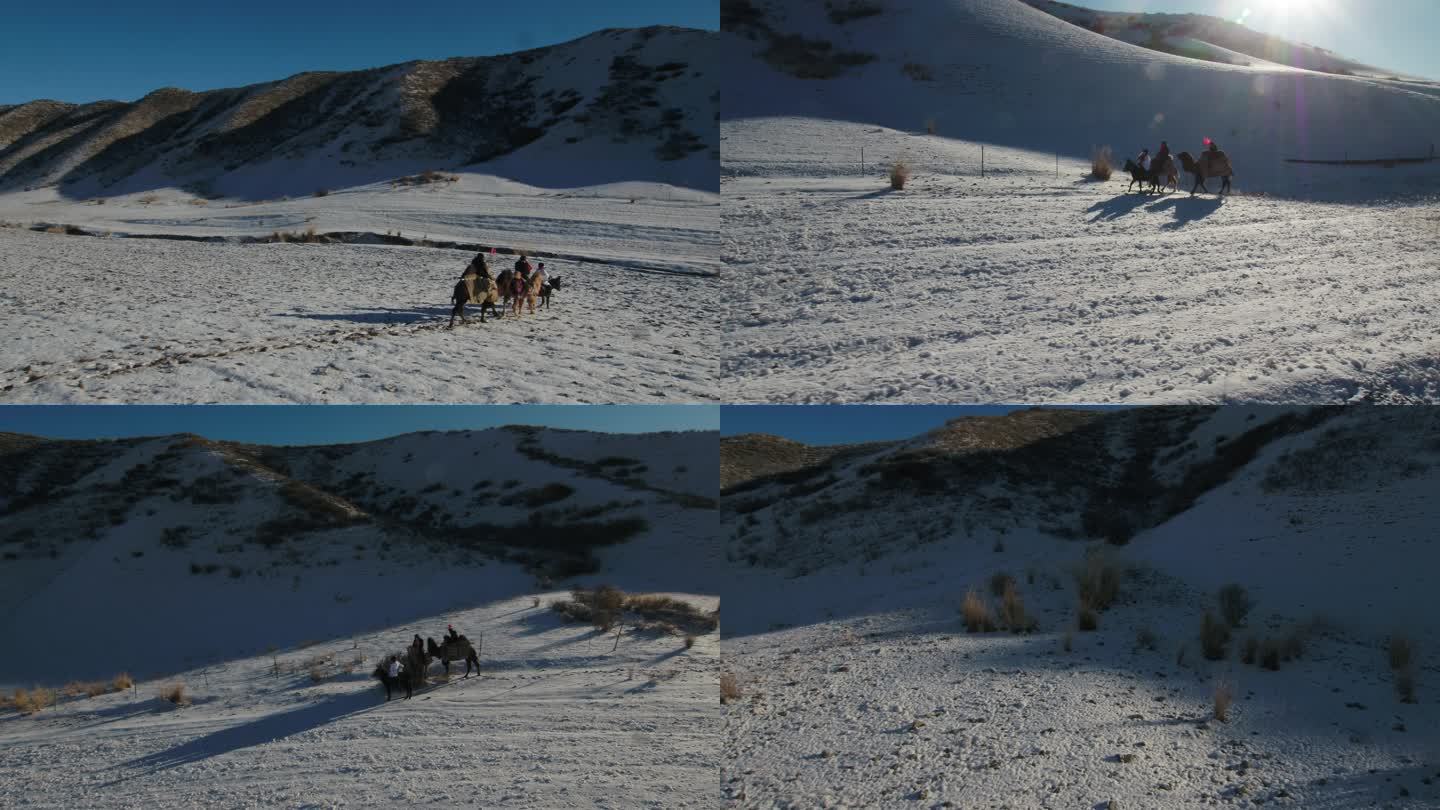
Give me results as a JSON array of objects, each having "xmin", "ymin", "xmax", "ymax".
[
  {"xmin": 1241, "ymin": 636, "xmax": 1259, "ymax": 665},
  {"xmin": 1200, "ymin": 611, "xmax": 1230, "ymax": 660},
  {"xmin": 961, "ymin": 588, "xmax": 996, "ymax": 632},
  {"xmin": 1062, "ymin": 630, "xmax": 1074, "ymax": 652},
  {"xmin": 309, "ymin": 668, "xmax": 326, "ymax": 683},
  {"xmin": 1075, "ymin": 551, "xmax": 1121, "ymax": 610},
  {"xmin": 113, "ymin": 672, "xmax": 134, "ymax": 691},
  {"xmin": 44, "ymin": 225, "xmax": 66, "ymax": 234},
  {"xmin": 720, "ymin": 672, "xmax": 741, "ymax": 704},
  {"xmin": 63, "ymin": 681, "xmax": 110, "ymax": 698},
  {"xmin": 1214, "ymin": 678, "xmax": 1235, "ymax": 722},
  {"xmin": 684, "ymin": 634, "xmax": 696, "ymax": 649},
  {"xmin": 989, "ymin": 571, "xmax": 1015, "ymax": 596},
  {"xmin": 159, "ymin": 682, "xmax": 190, "ymax": 706},
  {"xmin": 999, "ymin": 581, "xmax": 1035, "ymax": 633},
  {"xmin": 1396, "ymin": 667, "xmax": 1417, "ymax": 703},
  {"xmin": 889, "ymin": 160, "xmax": 910, "ymax": 190},
  {"xmin": 1136, "ymin": 626, "xmax": 1158, "ymax": 651},
  {"xmin": 1260, "ymin": 638, "xmax": 1282, "ymax": 671},
  {"xmin": 314, "ymin": 188, "xmax": 330, "ymax": 197},
  {"xmin": 1217, "ymin": 584, "xmax": 1252, "ymax": 628},
  {"xmin": 13, "ymin": 687, "xmax": 56, "ymax": 714},
  {"xmin": 1389, "ymin": 635, "xmax": 1414, "ymax": 671},
  {"xmin": 1090, "ymin": 145, "xmax": 1114, "ymax": 180},
  {"xmin": 1077, "ymin": 599, "xmax": 1098, "ymax": 631},
  {"xmin": 925, "ymin": 117, "xmax": 937, "ymax": 134}
]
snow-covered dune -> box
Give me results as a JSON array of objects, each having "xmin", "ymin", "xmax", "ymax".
[{"xmin": 721, "ymin": 405, "xmax": 1440, "ymax": 808}]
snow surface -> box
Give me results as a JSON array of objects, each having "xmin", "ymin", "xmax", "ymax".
[
  {"xmin": 721, "ymin": 407, "xmax": 1440, "ymax": 808},
  {"xmin": 0, "ymin": 427, "xmax": 721, "ymax": 807},
  {"xmin": 0, "ymin": 177, "xmax": 719, "ymax": 403},
  {"xmin": 720, "ymin": 0, "xmax": 1440, "ymax": 404}
]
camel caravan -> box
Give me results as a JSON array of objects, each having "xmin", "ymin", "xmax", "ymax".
[
  {"xmin": 371, "ymin": 624, "xmax": 483, "ymax": 701},
  {"xmin": 1122, "ymin": 138, "xmax": 1235, "ymax": 196},
  {"xmin": 450, "ymin": 251, "xmax": 564, "ymax": 327}
]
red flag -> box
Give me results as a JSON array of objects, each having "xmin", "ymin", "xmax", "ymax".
[{"xmin": 490, "ymin": 247, "xmax": 497, "ymax": 254}]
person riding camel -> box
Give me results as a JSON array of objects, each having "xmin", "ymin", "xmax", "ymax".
[
  {"xmin": 1201, "ymin": 139, "xmax": 1233, "ymax": 194},
  {"xmin": 1136, "ymin": 148, "xmax": 1151, "ymax": 173},
  {"xmin": 1155, "ymin": 141, "xmax": 1171, "ymax": 168},
  {"xmin": 387, "ymin": 655, "xmax": 404, "ymax": 679},
  {"xmin": 447, "ymin": 624, "xmax": 460, "ymax": 643}
]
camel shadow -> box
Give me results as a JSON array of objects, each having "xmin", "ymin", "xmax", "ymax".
[
  {"xmin": 1086, "ymin": 193, "xmax": 1154, "ymax": 221},
  {"xmin": 843, "ymin": 188, "xmax": 900, "ymax": 202},
  {"xmin": 1148, "ymin": 195, "xmax": 1224, "ymax": 229},
  {"xmin": 111, "ymin": 689, "xmax": 376, "ymax": 778},
  {"xmin": 272, "ymin": 307, "xmax": 445, "ymax": 325}
]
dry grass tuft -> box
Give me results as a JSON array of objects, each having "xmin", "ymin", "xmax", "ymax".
[
  {"xmin": 1200, "ymin": 611, "xmax": 1230, "ymax": 660},
  {"xmin": 889, "ymin": 160, "xmax": 910, "ymax": 190},
  {"xmin": 999, "ymin": 581, "xmax": 1035, "ymax": 633},
  {"xmin": 159, "ymin": 682, "xmax": 190, "ymax": 706},
  {"xmin": 1090, "ymin": 146, "xmax": 1114, "ymax": 180},
  {"xmin": 12, "ymin": 687, "xmax": 56, "ymax": 714},
  {"xmin": 313, "ymin": 188, "xmax": 330, "ymax": 197},
  {"xmin": 1389, "ymin": 635, "xmax": 1414, "ymax": 671},
  {"xmin": 63, "ymin": 681, "xmax": 110, "ymax": 698},
  {"xmin": 1217, "ymin": 584, "xmax": 1253, "ymax": 628},
  {"xmin": 113, "ymin": 672, "xmax": 134, "ymax": 691},
  {"xmin": 1077, "ymin": 599, "xmax": 1098, "ymax": 631},
  {"xmin": 989, "ymin": 571, "xmax": 1015, "ymax": 597},
  {"xmin": 684, "ymin": 634, "xmax": 696, "ymax": 649},
  {"xmin": 961, "ymin": 587, "xmax": 996, "ymax": 632},
  {"xmin": 720, "ymin": 672, "xmax": 741, "ymax": 704},
  {"xmin": 1396, "ymin": 667, "xmax": 1417, "ymax": 703},
  {"xmin": 1213, "ymin": 678, "xmax": 1235, "ymax": 722},
  {"xmin": 1075, "ymin": 551, "xmax": 1121, "ymax": 611}
]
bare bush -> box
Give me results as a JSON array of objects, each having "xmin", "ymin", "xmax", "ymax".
[
  {"xmin": 1090, "ymin": 145, "xmax": 1114, "ymax": 180},
  {"xmin": 720, "ymin": 672, "xmax": 741, "ymax": 704},
  {"xmin": 314, "ymin": 188, "xmax": 330, "ymax": 198},
  {"xmin": 113, "ymin": 672, "xmax": 134, "ymax": 691},
  {"xmin": 889, "ymin": 160, "xmax": 910, "ymax": 190},
  {"xmin": 684, "ymin": 634, "xmax": 696, "ymax": 649},
  {"xmin": 961, "ymin": 588, "xmax": 996, "ymax": 632},
  {"xmin": 989, "ymin": 571, "xmax": 1015, "ymax": 596},
  {"xmin": 1214, "ymin": 678, "xmax": 1235, "ymax": 722},
  {"xmin": 1077, "ymin": 599, "xmax": 1098, "ymax": 631}
]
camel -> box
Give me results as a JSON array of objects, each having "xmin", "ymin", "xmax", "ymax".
[
  {"xmin": 449, "ymin": 268, "xmax": 500, "ymax": 327},
  {"xmin": 427, "ymin": 635, "xmax": 481, "ymax": 677},
  {"xmin": 1178, "ymin": 150, "xmax": 1234, "ymax": 195},
  {"xmin": 1122, "ymin": 156, "xmax": 1177, "ymax": 194},
  {"xmin": 539, "ymin": 276, "xmax": 563, "ymax": 310},
  {"xmin": 372, "ymin": 663, "xmax": 412, "ymax": 701}
]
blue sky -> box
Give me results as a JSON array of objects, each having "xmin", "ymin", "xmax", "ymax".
[
  {"xmin": 0, "ymin": 405, "xmax": 718, "ymax": 445},
  {"xmin": 1087, "ymin": 0, "xmax": 1439, "ymax": 80},
  {"xmin": 0, "ymin": 0, "xmax": 718, "ymax": 105}
]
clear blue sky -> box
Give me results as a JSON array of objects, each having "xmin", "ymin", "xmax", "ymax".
[
  {"xmin": 0, "ymin": 0, "xmax": 718, "ymax": 105},
  {"xmin": 1086, "ymin": 0, "xmax": 1440, "ymax": 80},
  {"xmin": 0, "ymin": 405, "xmax": 718, "ymax": 445}
]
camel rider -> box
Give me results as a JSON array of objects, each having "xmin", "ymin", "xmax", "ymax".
[
  {"xmin": 447, "ymin": 624, "xmax": 460, "ymax": 643},
  {"xmin": 1202, "ymin": 140, "xmax": 1234, "ymax": 193},
  {"xmin": 1136, "ymin": 148, "xmax": 1150, "ymax": 173},
  {"xmin": 388, "ymin": 655, "xmax": 404, "ymax": 679},
  {"xmin": 1155, "ymin": 141, "xmax": 1171, "ymax": 169},
  {"xmin": 533, "ymin": 262, "xmax": 548, "ymax": 287}
]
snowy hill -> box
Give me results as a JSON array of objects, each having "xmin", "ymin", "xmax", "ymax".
[
  {"xmin": 0, "ymin": 425, "xmax": 718, "ymax": 684},
  {"xmin": 721, "ymin": 405, "xmax": 1440, "ymax": 807},
  {"xmin": 0, "ymin": 26, "xmax": 718, "ymax": 199},
  {"xmin": 719, "ymin": 0, "xmax": 1440, "ymax": 405},
  {"xmin": 0, "ymin": 426, "xmax": 720, "ymax": 806},
  {"xmin": 722, "ymin": 0, "xmax": 1440, "ymax": 186},
  {"xmin": 1022, "ymin": 0, "xmax": 1431, "ymax": 81}
]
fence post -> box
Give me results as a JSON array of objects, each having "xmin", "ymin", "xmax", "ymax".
[
  {"xmin": 1056, "ymin": 152, "xmax": 1059, "ymax": 180},
  {"xmin": 861, "ymin": 146, "xmax": 865, "ymax": 176},
  {"xmin": 981, "ymin": 144, "xmax": 986, "ymax": 178}
]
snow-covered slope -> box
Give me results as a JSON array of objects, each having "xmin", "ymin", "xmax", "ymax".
[
  {"xmin": 721, "ymin": 405, "xmax": 1440, "ymax": 808},
  {"xmin": 0, "ymin": 426, "xmax": 720, "ymax": 807},
  {"xmin": 723, "ymin": 0, "xmax": 1440, "ymax": 185},
  {"xmin": 0, "ymin": 26, "xmax": 719, "ymax": 199},
  {"xmin": 0, "ymin": 425, "xmax": 719, "ymax": 684},
  {"xmin": 719, "ymin": 0, "xmax": 1440, "ymax": 404}
]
